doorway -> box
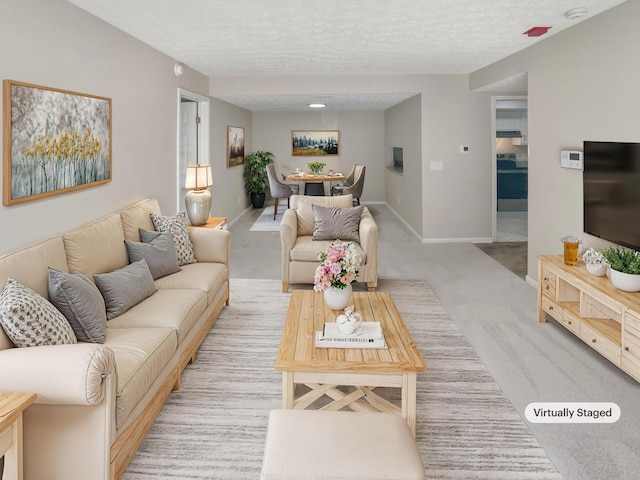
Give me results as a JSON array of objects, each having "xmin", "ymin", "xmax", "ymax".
[
  {"xmin": 492, "ymin": 96, "xmax": 528, "ymax": 243},
  {"xmin": 177, "ymin": 89, "xmax": 210, "ymax": 213}
]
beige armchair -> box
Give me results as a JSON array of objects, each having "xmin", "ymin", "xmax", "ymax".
[{"xmin": 280, "ymin": 194, "xmax": 378, "ymax": 292}]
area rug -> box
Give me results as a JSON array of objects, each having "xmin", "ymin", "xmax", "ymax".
[
  {"xmin": 123, "ymin": 278, "xmax": 561, "ymax": 479},
  {"xmin": 248, "ymin": 204, "xmax": 287, "ymax": 232}
]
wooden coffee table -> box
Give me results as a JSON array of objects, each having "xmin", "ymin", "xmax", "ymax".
[{"xmin": 275, "ymin": 290, "xmax": 426, "ymax": 435}]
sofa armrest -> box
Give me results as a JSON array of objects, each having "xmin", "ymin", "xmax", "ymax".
[
  {"xmin": 0, "ymin": 343, "xmax": 115, "ymax": 405},
  {"xmin": 359, "ymin": 207, "xmax": 378, "ymax": 255},
  {"xmin": 280, "ymin": 209, "xmax": 298, "ymax": 254},
  {"xmin": 188, "ymin": 228, "xmax": 231, "ymax": 265}
]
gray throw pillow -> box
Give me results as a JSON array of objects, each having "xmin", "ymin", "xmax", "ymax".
[
  {"xmin": 48, "ymin": 268, "xmax": 107, "ymax": 343},
  {"xmin": 150, "ymin": 212, "xmax": 197, "ymax": 266},
  {"xmin": 312, "ymin": 204, "xmax": 364, "ymax": 242},
  {"xmin": 0, "ymin": 277, "xmax": 77, "ymax": 347},
  {"xmin": 125, "ymin": 229, "xmax": 180, "ymax": 280},
  {"xmin": 94, "ymin": 259, "xmax": 157, "ymax": 320}
]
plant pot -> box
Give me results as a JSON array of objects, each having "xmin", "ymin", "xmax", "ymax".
[
  {"xmin": 323, "ymin": 284, "xmax": 353, "ymax": 311},
  {"xmin": 609, "ymin": 268, "xmax": 640, "ymax": 292},
  {"xmin": 250, "ymin": 192, "xmax": 266, "ymax": 209},
  {"xmin": 586, "ymin": 263, "xmax": 607, "ymax": 277}
]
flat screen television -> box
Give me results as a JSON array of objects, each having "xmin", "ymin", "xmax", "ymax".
[{"xmin": 583, "ymin": 141, "xmax": 640, "ymax": 250}]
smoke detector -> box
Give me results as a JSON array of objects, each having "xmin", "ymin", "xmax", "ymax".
[{"xmin": 565, "ymin": 7, "xmax": 588, "ymax": 20}]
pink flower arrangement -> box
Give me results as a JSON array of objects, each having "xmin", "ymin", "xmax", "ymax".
[{"xmin": 313, "ymin": 242, "xmax": 361, "ymax": 291}]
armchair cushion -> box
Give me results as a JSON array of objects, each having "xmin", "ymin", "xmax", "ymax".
[
  {"xmin": 312, "ymin": 204, "xmax": 363, "ymax": 242},
  {"xmin": 291, "ymin": 194, "xmax": 353, "ymax": 236}
]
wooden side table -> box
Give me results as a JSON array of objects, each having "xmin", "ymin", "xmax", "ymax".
[
  {"xmin": 0, "ymin": 393, "xmax": 37, "ymax": 480},
  {"xmin": 191, "ymin": 217, "xmax": 227, "ymax": 230}
]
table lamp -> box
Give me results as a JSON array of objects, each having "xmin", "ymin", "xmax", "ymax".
[{"xmin": 184, "ymin": 164, "xmax": 213, "ymax": 226}]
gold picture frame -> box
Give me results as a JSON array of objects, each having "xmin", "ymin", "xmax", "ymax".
[
  {"xmin": 292, "ymin": 130, "xmax": 339, "ymax": 156},
  {"xmin": 3, "ymin": 80, "xmax": 112, "ymax": 205}
]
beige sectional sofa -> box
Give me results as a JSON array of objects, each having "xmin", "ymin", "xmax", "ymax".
[{"xmin": 0, "ymin": 198, "xmax": 230, "ymax": 480}]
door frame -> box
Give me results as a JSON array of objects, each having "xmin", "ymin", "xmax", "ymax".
[
  {"xmin": 491, "ymin": 94, "xmax": 528, "ymax": 242},
  {"xmin": 176, "ymin": 88, "xmax": 210, "ymax": 213}
]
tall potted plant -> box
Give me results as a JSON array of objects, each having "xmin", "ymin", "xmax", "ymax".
[{"xmin": 243, "ymin": 151, "xmax": 274, "ymax": 208}]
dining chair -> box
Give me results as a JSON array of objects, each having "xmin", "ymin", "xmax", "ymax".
[
  {"xmin": 281, "ymin": 173, "xmax": 300, "ymax": 195},
  {"xmin": 331, "ymin": 164, "xmax": 365, "ymax": 205},
  {"xmin": 266, "ymin": 163, "xmax": 294, "ymax": 220}
]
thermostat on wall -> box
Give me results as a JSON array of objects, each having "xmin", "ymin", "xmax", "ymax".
[{"xmin": 561, "ymin": 150, "xmax": 583, "ymax": 170}]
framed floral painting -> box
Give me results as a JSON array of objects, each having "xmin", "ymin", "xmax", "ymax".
[
  {"xmin": 227, "ymin": 126, "xmax": 245, "ymax": 167},
  {"xmin": 3, "ymin": 80, "xmax": 112, "ymax": 205}
]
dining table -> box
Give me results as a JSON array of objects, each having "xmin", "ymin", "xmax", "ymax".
[{"xmin": 284, "ymin": 171, "xmax": 345, "ymax": 196}]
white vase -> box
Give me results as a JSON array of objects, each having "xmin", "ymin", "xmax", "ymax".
[
  {"xmin": 609, "ymin": 269, "xmax": 640, "ymax": 292},
  {"xmin": 323, "ymin": 285, "xmax": 353, "ymax": 311}
]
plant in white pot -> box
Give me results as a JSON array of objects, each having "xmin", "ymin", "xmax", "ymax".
[
  {"xmin": 601, "ymin": 247, "xmax": 640, "ymax": 292},
  {"xmin": 582, "ymin": 248, "xmax": 607, "ymax": 276}
]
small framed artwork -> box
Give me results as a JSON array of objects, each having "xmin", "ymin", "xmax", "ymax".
[
  {"xmin": 292, "ymin": 130, "xmax": 339, "ymax": 156},
  {"xmin": 227, "ymin": 126, "xmax": 245, "ymax": 167},
  {"xmin": 3, "ymin": 80, "xmax": 112, "ymax": 205}
]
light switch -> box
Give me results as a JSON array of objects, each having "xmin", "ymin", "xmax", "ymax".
[{"xmin": 430, "ymin": 161, "xmax": 443, "ymax": 170}]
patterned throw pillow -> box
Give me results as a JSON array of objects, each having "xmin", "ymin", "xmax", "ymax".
[
  {"xmin": 150, "ymin": 212, "xmax": 197, "ymax": 266},
  {"xmin": 0, "ymin": 278, "xmax": 77, "ymax": 347}
]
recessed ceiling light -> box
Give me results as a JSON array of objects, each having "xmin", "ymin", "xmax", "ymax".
[
  {"xmin": 309, "ymin": 103, "xmax": 326, "ymax": 108},
  {"xmin": 565, "ymin": 7, "xmax": 588, "ymax": 20}
]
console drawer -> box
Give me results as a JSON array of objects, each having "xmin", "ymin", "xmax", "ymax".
[
  {"xmin": 581, "ymin": 320, "xmax": 621, "ymax": 366},
  {"xmin": 561, "ymin": 308, "xmax": 581, "ymax": 336},
  {"xmin": 541, "ymin": 295, "xmax": 562, "ymax": 322},
  {"xmin": 541, "ymin": 268, "xmax": 557, "ymax": 299}
]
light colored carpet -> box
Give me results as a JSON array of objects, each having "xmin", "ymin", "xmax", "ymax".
[
  {"xmin": 248, "ymin": 204, "xmax": 286, "ymax": 232},
  {"xmin": 123, "ymin": 278, "xmax": 561, "ymax": 479}
]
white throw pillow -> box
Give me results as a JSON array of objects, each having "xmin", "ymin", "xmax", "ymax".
[
  {"xmin": 150, "ymin": 212, "xmax": 197, "ymax": 266},
  {"xmin": 0, "ymin": 278, "xmax": 77, "ymax": 347}
]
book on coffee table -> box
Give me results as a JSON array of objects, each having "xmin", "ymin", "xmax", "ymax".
[{"xmin": 315, "ymin": 322, "xmax": 387, "ymax": 349}]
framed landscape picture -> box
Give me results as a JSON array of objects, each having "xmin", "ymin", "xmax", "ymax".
[
  {"xmin": 292, "ymin": 130, "xmax": 339, "ymax": 156},
  {"xmin": 3, "ymin": 80, "xmax": 112, "ymax": 205},
  {"xmin": 227, "ymin": 126, "xmax": 245, "ymax": 167}
]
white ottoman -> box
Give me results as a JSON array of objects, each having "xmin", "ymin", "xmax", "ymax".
[{"xmin": 260, "ymin": 409, "xmax": 426, "ymax": 480}]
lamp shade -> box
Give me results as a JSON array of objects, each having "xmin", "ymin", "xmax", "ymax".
[{"xmin": 185, "ymin": 165, "xmax": 213, "ymax": 190}]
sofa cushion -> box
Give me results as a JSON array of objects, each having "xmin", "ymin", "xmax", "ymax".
[
  {"xmin": 312, "ymin": 204, "xmax": 363, "ymax": 242},
  {"xmin": 63, "ymin": 213, "xmax": 129, "ymax": 280},
  {"xmin": 104, "ymin": 327, "xmax": 177, "ymax": 428},
  {"xmin": 0, "ymin": 236, "xmax": 69, "ymax": 350},
  {"xmin": 291, "ymin": 194, "xmax": 353, "ymax": 237},
  {"xmin": 154, "ymin": 262, "xmax": 228, "ymax": 306},
  {"xmin": 0, "ymin": 278, "xmax": 77, "ymax": 347},
  {"xmin": 120, "ymin": 198, "xmax": 162, "ymax": 242},
  {"xmin": 290, "ymin": 236, "xmax": 367, "ymax": 264},
  {"xmin": 125, "ymin": 229, "xmax": 180, "ymax": 280},
  {"xmin": 151, "ymin": 212, "xmax": 197, "ymax": 266},
  {"xmin": 106, "ymin": 288, "xmax": 207, "ymax": 345},
  {"xmin": 94, "ymin": 260, "xmax": 157, "ymax": 320},
  {"xmin": 48, "ymin": 268, "xmax": 107, "ymax": 343}
]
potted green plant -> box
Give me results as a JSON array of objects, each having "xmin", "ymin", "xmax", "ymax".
[
  {"xmin": 601, "ymin": 247, "xmax": 640, "ymax": 292},
  {"xmin": 243, "ymin": 151, "xmax": 274, "ymax": 208}
]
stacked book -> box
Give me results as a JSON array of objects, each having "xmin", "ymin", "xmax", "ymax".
[{"xmin": 315, "ymin": 322, "xmax": 387, "ymax": 349}]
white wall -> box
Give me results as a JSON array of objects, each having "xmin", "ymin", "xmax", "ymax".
[
  {"xmin": 385, "ymin": 94, "xmax": 422, "ymax": 234},
  {"xmin": 209, "ymin": 97, "xmax": 252, "ymax": 219},
  {"xmin": 251, "ymin": 110, "xmax": 385, "ymax": 201},
  {"xmin": 470, "ymin": 0, "xmax": 640, "ymax": 280},
  {"xmin": 0, "ymin": 0, "xmax": 210, "ymax": 255}
]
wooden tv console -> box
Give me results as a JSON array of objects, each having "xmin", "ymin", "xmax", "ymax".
[{"xmin": 538, "ymin": 255, "xmax": 640, "ymax": 382}]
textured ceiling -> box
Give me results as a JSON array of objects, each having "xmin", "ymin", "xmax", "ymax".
[{"xmin": 68, "ymin": 0, "xmax": 626, "ymax": 110}]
